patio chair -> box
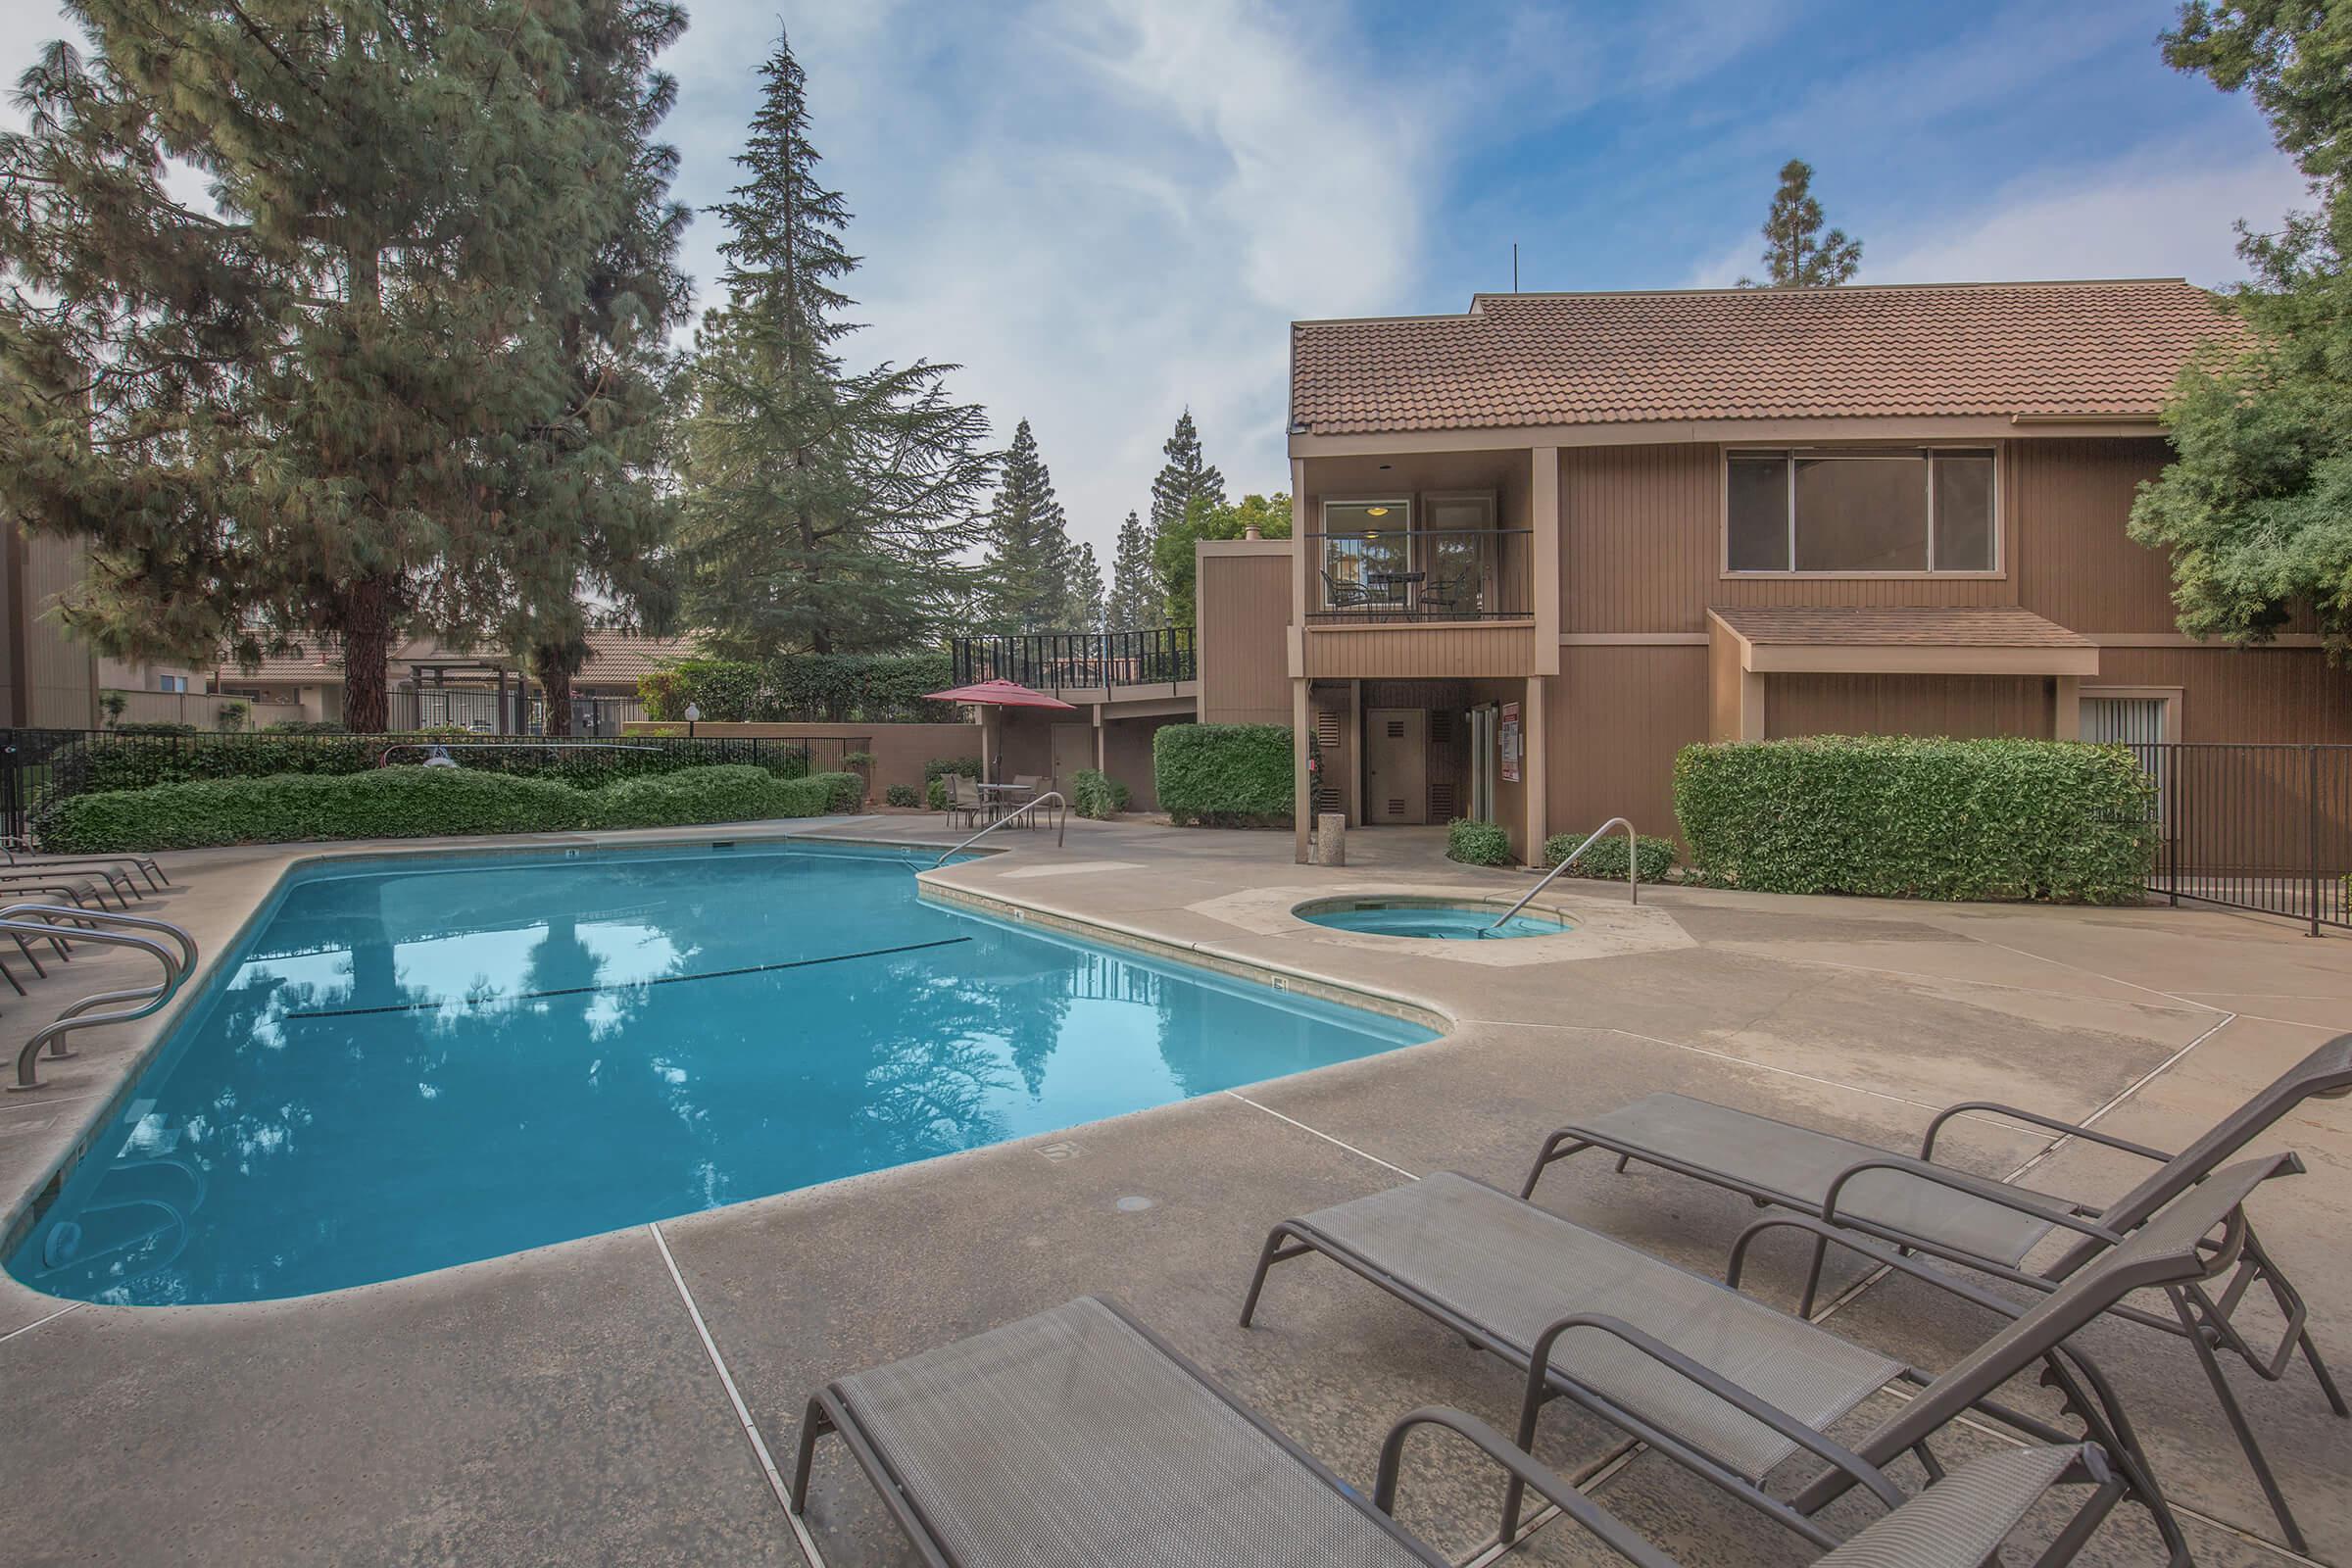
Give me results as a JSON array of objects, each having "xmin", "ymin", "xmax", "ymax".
[
  {"xmin": 940, "ymin": 773, "xmax": 982, "ymax": 831},
  {"xmin": 1518, "ymin": 1034, "xmax": 2352, "ymax": 1549},
  {"xmin": 1320, "ymin": 567, "xmax": 1377, "ymax": 613},
  {"xmin": 1419, "ymin": 565, "xmax": 1480, "ymax": 618},
  {"xmin": 790, "ymin": 1294, "xmax": 2123, "ymax": 1568},
  {"xmin": 1241, "ymin": 1152, "xmax": 2299, "ymax": 1564},
  {"xmin": 1009, "ymin": 774, "xmax": 1048, "ymax": 828}
]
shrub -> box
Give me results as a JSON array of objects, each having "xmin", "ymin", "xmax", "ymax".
[
  {"xmin": 639, "ymin": 652, "xmax": 959, "ymax": 723},
  {"xmin": 1072, "ymin": 769, "xmax": 1130, "ymax": 818},
  {"xmin": 41, "ymin": 730, "xmax": 813, "ymax": 801},
  {"xmin": 1544, "ymin": 829, "xmax": 1678, "ymax": 883},
  {"xmin": 215, "ymin": 701, "xmax": 250, "ymax": 732},
  {"xmin": 1674, "ymin": 736, "xmax": 2156, "ymax": 904},
  {"xmin": 261, "ymin": 719, "xmax": 347, "ymax": 734},
  {"xmin": 1446, "ymin": 817, "xmax": 1514, "ymax": 866},
  {"xmin": 884, "ymin": 784, "xmax": 920, "ymax": 808},
  {"xmin": 113, "ymin": 721, "xmax": 197, "ymax": 737},
  {"xmin": 32, "ymin": 764, "xmax": 856, "ymax": 853},
  {"xmin": 1154, "ymin": 724, "xmax": 1292, "ymax": 826}
]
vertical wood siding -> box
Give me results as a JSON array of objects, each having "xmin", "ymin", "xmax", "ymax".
[
  {"xmin": 1303, "ymin": 625, "xmax": 1533, "ymax": 678},
  {"xmin": 1765, "ymin": 674, "xmax": 2053, "ymax": 740},
  {"xmin": 1198, "ymin": 553, "xmax": 1293, "ymax": 724},
  {"xmin": 2095, "ymin": 648, "xmax": 2352, "ymax": 742},
  {"xmin": 1545, "ymin": 647, "xmax": 1707, "ymax": 839},
  {"xmin": 2012, "ymin": 438, "xmax": 2180, "ymax": 632}
]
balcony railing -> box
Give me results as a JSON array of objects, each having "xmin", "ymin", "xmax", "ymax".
[
  {"xmin": 951, "ymin": 628, "xmax": 1197, "ymax": 695},
  {"xmin": 1308, "ymin": 527, "xmax": 1534, "ymax": 623}
]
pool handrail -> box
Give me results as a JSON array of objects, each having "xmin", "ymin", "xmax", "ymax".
[
  {"xmin": 1487, "ymin": 816, "xmax": 1638, "ymax": 932},
  {"xmin": 5, "ymin": 906, "xmax": 198, "ymax": 1091},
  {"xmin": 936, "ymin": 791, "xmax": 1067, "ymax": 866}
]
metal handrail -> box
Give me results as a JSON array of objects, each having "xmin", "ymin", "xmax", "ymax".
[
  {"xmin": 935, "ymin": 791, "xmax": 1066, "ymax": 867},
  {"xmin": 1488, "ymin": 816, "xmax": 1638, "ymax": 931},
  {"xmin": 6, "ymin": 906, "xmax": 198, "ymax": 1091}
]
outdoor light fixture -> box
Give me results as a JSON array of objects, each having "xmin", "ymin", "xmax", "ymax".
[{"xmin": 1366, "ymin": 506, "xmax": 1390, "ymax": 517}]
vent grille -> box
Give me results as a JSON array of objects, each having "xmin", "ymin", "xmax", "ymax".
[
  {"xmin": 1429, "ymin": 709, "xmax": 1455, "ymax": 743},
  {"xmin": 1385, "ymin": 719, "xmax": 1405, "ymax": 739},
  {"xmin": 1428, "ymin": 782, "xmax": 1457, "ymax": 818}
]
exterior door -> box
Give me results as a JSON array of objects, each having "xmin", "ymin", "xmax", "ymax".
[
  {"xmin": 1364, "ymin": 708, "xmax": 1428, "ymax": 824},
  {"xmin": 1050, "ymin": 722, "xmax": 1095, "ymax": 789}
]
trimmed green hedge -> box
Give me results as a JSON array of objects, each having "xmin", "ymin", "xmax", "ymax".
[
  {"xmin": 43, "ymin": 731, "xmax": 813, "ymax": 800},
  {"xmin": 1446, "ymin": 817, "xmax": 1513, "ymax": 866},
  {"xmin": 1155, "ymin": 723, "xmax": 1293, "ymax": 827},
  {"xmin": 33, "ymin": 766, "xmax": 864, "ymax": 853},
  {"xmin": 1072, "ymin": 769, "xmax": 1130, "ymax": 819},
  {"xmin": 1544, "ymin": 830, "xmax": 1678, "ymax": 883},
  {"xmin": 1674, "ymin": 737, "xmax": 2156, "ymax": 904}
]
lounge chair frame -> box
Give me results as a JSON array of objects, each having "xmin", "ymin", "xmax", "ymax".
[{"xmin": 1242, "ymin": 1156, "xmax": 2294, "ymax": 1565}]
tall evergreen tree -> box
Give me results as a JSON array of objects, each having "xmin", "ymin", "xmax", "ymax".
[
  {"xmin": 446, "ymin": 2, "xmax": 694, "ymax": 733},
  {"xmin": 980, "ymin": 418, "xmax": 1081, "ymax": 631},
  {"xmin": 1146, "ymin": 409, "xmax": 1225, "ymax": 583},
  {"xmin": 676, "ymin": 31, "xmax": 994, "ymax": 658},
  {"xmin": 1738, "ymin": 160, "xmax": 1862, "ymax": 288},
  {"xmin": 0, "ymin": 3, "xmax": 640, "ymax": 730},
  {"xmin": 1107, "ymin": 509, "xmax": 1161, "ymax": 628},
  {"xmin": 1067, "ymin": 542, "xmax": 1107, "ymax": 633}
]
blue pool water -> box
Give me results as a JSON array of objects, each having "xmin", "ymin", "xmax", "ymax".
[
  {"xmin": 1297, "ymin": 903, "xmax": 1573, "ymax": 940},
  {"xmin": 7, "ymin": 842, "xmax": 1431, "ymax": 1306}
]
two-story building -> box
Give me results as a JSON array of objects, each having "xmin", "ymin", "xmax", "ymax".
[{"xmin": 1190, "ymin": 277, "xmax": 2352, "ymax": 863}]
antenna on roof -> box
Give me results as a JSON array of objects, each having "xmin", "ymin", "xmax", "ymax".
[{"xmin": 1512, "ymin": 243, "xmax": 1519, "ymax": 293}]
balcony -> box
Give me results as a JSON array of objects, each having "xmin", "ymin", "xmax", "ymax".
[
  {"xmin": 1308, "ymin": 527, "xmax": 1534, "ymax": 624},
  {"xmin": 950, "ymin": 628, "xmax": 1198, "ymax": 698}
]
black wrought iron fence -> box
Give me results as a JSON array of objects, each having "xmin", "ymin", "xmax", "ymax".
[
  {"xmin": 0, "ymin": 727, "xmax": 866, "ymax": 843},
  {"xmin": 2130, "ymin": 742, "xmax": 2352, "ymax": 935},
  {"xmin": 951, "ymin": 628, "xmax": 1196, "ymax": 693}
]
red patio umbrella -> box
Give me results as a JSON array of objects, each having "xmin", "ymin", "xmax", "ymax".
[
  {"xmin": 922, "ymin": 679, "xmax": 1078, "ymax": 784},
  {"xmin": 920, "ymin": 679, "xmax": 1078, "ymax": 710}
]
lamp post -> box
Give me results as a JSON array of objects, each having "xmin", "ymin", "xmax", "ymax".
[{"xmin": 684, "ymin": 702, "xmax": 701, "ymax": 739}]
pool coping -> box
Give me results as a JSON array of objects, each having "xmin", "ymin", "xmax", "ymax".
[{"xmin": 0, "ymin": 819, "xmax": 968, "ymax": 1267}]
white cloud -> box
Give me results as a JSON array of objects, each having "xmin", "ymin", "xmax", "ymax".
[{"xmin": 1867, "ymin": 142, "xmax": 2309, "ymax": 290}]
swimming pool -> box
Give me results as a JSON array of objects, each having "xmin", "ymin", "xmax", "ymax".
[{"xmin": 7, "ymin": 842, "xmax": 1432, "ymax": 1306}]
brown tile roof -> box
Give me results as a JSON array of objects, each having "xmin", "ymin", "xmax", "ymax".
[
  {"xmin": 1291, "ymin": 279, "xmax": 2240, "ymax": 436},
  {"xmin": 1710, "ymin": 606, "xmax": 2094, "ymax": 649},
  {"xmin": 216, "ymin": 630, "xmax": 701, "ymax": 686}
]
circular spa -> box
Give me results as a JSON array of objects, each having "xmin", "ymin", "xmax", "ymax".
[{"xmin": 1293, "ymin": 896, "xmax": 1576, "ymax": 941}]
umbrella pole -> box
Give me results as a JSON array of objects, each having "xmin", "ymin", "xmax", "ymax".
[{"xmin": 981, "ymin": 707, "xmax": 1000, "ymax": 784}]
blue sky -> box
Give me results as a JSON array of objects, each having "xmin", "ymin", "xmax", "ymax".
[{"xmin": 1, "ymin": 0, "xmax": 2306, "ymax": 562}]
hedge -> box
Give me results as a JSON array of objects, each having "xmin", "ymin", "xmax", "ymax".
[
  {"xmin": 1154, "ymin": 724, "xmax": 1293, "ymax": 827},
  {"xmin": 1446, "ymin": 817, "xmax": 1513, "ymax": 866},
  {"xmin": 33, "ymin": 766, "xmax": 864, "ymax": 853},
  {"xmin": 638, "ymin": 653, "xmax": 960, "ymax": 724},
  {"xmin": 1072, "ymin": 769, "xmax": 1130, "ymax": 819},
  {"xmin": 42, "ymin": 731, "xmax": 813, "ymax": 800},
  {"xmin": 1544, "ymin": 830, "xmax": 1678, "ymax": 883},
  {"xmin": 1674, "ymin": 736, "xmax": 2156, "ymax": 904}
]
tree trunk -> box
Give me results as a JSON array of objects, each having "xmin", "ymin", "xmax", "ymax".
[
  {"xmin": 534, "ymin": 647, "xmax": 574, "ymax": 737},
  {"xmin": 342, "ymin": 575, "xmax": 394, "ymax": 733}
]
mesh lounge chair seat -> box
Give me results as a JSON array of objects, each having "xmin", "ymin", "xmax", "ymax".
[
  {"xmin": 1243, "ymin": 1154, "xmax": 2301, "ymax": 1565},
  {"xmin": 1292, "ymin": 1172, "xmax": 1902, "ymax": 1483},
  {"xmin": 791, "ymin": 1295, "xmax": 2120, "ymax": 1568}
]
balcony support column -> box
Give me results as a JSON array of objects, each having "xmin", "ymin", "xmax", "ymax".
[
  {"xmin": 1293, "ymin": 676, "xmax": 1312, "ymax": 864},
  {"xmin": 1523, "ymin": 674, "xmax": 1548, "ymax": 864},
  {"xmin": 1533, "ymin": 446, "xmax": 1560, "ymax": 675}
]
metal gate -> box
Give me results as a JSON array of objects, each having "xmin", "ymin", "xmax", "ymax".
[{"xmin": 2132, "ymin": 743, "xmax": 2352, "ymax": 935}]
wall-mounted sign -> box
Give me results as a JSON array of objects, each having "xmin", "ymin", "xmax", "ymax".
[{"xmin": 1500, "ymin": 701, "xmax": 1521, "ymax": 784}]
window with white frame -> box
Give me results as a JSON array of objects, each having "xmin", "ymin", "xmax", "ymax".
[
  {"xmin": 1726, "ymin": 448, "xmax": 1996, "ymax": 573},
  {"xmin": 157, "ymin": 673, "xmax": 189, "ymax": 693}
]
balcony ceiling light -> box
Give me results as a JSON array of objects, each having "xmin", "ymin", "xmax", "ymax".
[{"xmin": 1366, "ymin": 506, "xmax": 1390, "ymax": 517}]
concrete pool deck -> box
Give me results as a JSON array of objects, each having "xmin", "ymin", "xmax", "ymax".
[{"xmin": 0, "ymin": 813, "xmax": 2344, "ymax": 1565}]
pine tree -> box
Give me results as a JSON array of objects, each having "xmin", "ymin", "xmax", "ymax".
[
  {"xmin": 445, "ymin": 2, "xmax": 693, "ymax": 734},
  {"xmin": 1107, "ymin": 510, "xmax": 1161, "ymax": 628},
  {"xmin": 1738, "ymin": 160, "xmax": 1863, "ymax": 288},
  {"xmin": 0, "ymin": 4, "xmax": 641, "ymax": 730},
  {"xmin": 980, "ymin": 418, "xmax": 1083, "ymax": 632},
  {"xmin": 676, "ymin": 31, "xmax": 994, "ymax": 658},
  {"xmin": 1067, "ymin": 542, "xmax": 1107, "ymax": 633},
  {"xmin": 1148, "ymin": 411, "xmax": 1227, "ymax": 578}
]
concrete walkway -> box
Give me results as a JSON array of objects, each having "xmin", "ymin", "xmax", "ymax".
[{"xmin": 0, "ymin": 814, "xmax": 2345, "ymax": 1566}]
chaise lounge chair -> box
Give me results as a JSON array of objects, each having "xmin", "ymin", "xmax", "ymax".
[
  {"xmin": 1241, "ymin": 1152, "xmax": 2297, "ymax": 1565},
  {"xmin": 1517, "ymin": 1033, "xmax": 2352, "ymax": 1549},
  {"xmin": 791, "ymin": 1294, "xmax": 2123, "ymax": 1568}
]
